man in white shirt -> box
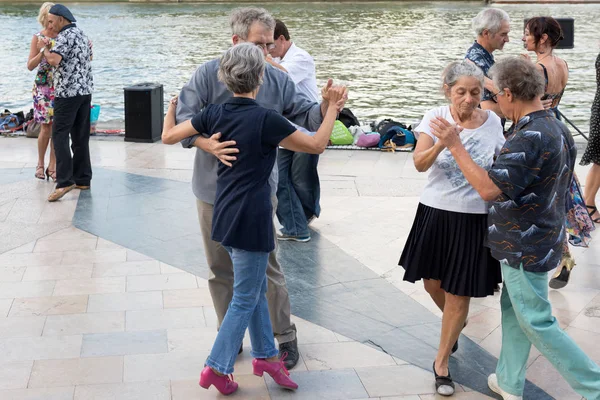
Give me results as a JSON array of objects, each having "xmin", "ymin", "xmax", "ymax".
[{"xmin": 268, "ymin": 20, "xmax": 321, "ymax": 242}]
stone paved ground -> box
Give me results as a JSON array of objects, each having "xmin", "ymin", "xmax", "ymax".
[{"xmin": 0, "ymin": 135, "xmax": 598, "ymax": 399}]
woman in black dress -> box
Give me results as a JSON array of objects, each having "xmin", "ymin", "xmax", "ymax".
[{"xmin": 582, "ymin": 52, "xmax": 600, "ymax": 223}]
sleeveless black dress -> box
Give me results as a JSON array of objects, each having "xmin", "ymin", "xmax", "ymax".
[{"xmin": 581, "ymin": 52, "xmax": 600, "ymax": 166}]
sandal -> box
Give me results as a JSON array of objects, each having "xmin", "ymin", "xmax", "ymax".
[
  {"xmin": 549, "ymin": 253, "xmax": 575, "ymax": 290},
  {"xmin": 433, "ymin": 361, "xmax": 455, "ymax": 396},
  {"xmin": 586, "ymin": 205, "xmax": 600, "ymax": 223},
  {"xmin": 45, "ymin": 167, "xmax": 56, "ymax": 182},
  {"xmin": 35, "ymin": 164, "xmax": 46, "ymax": 180}
]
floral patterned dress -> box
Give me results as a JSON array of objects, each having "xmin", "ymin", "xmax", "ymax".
[
  {"xmin": 537, "ymin": 61, "xmax": 596, "ymax": 247},
  {"xmin": 566, "ymin": 174, "xmax": 595, "ymax": 247},
  {"xmin": 32, "ymin": 33, "xmax": 55, "ymax": 124}
]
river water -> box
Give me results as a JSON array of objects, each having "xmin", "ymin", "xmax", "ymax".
[{"xmin": 1, "ymin": 2, "xmax": 599, "ymax": 129}]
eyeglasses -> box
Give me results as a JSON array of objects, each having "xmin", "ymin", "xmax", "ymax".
[
  {"xmin": 252, "ymin": 42, "xmax": 276, "ymax": 51},
  {"xmin": 491, "ymin": 89, "xmax": 505, "ymax": 102}
]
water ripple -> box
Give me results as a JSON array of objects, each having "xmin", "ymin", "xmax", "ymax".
[{"xmin": 1, "ymin": 2, "xmax": 599, "ymax": 130}]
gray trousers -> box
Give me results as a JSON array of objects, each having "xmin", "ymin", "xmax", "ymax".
[{"xmin": 196, "ymin": 199, "xmax": 297, "ymax": 344}]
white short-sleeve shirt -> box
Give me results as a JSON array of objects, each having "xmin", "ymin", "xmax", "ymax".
[
  {"xmin": 416, "ymin": 105, "xmax": 505, "ymax": 214},
  {"xmin": 275, "ymin": 43, "xmax": 320, "ymax": 137},
  {"xmin": 278, "ymin": 43, "xmax": 319, "ymax": 102}
]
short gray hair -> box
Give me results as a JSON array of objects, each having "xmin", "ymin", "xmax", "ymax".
[
  {"xmin": 230, "ymin": 7, "xmax": 275, "ymax": 40},
  {"xmin": 489, "ymin": 57, "xmax": 545, "ymax": 101},
  {"xmin": 442, "ymin": 60, "xmax": 484, "ymax": 93},
  {"xmin": 472, "ymin": 8, "xmax": 510, "ymax": 36},
  {"xmin": 218, "ymin": 43, "xmax": 265, "ymax": 94}
]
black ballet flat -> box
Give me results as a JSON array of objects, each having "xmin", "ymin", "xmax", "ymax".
[{"xmin": 433, "ymin": 361, "xmax": 455, "ymax": 396}]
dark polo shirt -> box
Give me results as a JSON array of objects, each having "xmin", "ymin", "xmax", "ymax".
[{"xmin": 191, "ymin": 97, "xmax": 296, "ymax": 253}]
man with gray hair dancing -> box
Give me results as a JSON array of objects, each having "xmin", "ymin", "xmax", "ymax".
[
  {"xmin": 173, "ymin": 6, "xmax": 347, "ymax": 371},
  {"xmin": 465, "ymin": 8, "xmax": 511, "ymax": 118}
]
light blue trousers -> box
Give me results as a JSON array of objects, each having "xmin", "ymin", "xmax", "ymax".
[
  {"xmin": 205, "ymin": 247, "xmax": 279, "ymax": 375},
  {"xmin": 497, "ymin": 262, "xmax": 600, "ymax": 399}
]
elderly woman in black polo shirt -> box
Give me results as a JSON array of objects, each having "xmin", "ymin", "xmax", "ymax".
[
  {"xmin": 430, "ymin": 56, "xmax": 600, "ymax": 400},
  {"xmin": 162, "ymin": 43, "xmax": 344, "ymax": 395}
]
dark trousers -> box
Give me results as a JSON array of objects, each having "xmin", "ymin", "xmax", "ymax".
[{"xmin": 52, "ymin": 95, "xmax": 92, "ymax": 189}]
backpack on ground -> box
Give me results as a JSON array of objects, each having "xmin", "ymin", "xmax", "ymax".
[{"xmin": 337, "ymin": 108, "xmax": 360, "ymax": 128}]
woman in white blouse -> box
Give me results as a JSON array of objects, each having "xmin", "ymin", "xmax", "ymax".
[{"xmin": 399, "ymin": 60, "xmax": 505, "ymax": 396}]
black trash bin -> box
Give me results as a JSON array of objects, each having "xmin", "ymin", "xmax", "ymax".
[{"xmin": 124, "ymin": 83, "xmax": 164, "ymax": 143}]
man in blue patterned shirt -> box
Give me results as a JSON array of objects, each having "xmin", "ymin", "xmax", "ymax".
[
  {"xmin": 465, "ymin": 8, "xmax": 510, "ymax": 118},
  {"xmin": 429, "ymin": 57, "xmax": 600, "ymax": 400}
]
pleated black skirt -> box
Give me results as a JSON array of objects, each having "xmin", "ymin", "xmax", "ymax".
[{"xmin": 399, "ymin": 203, "xmax": 501, "ymax": 298}]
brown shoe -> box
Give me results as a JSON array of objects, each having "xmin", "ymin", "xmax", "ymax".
[
  {"xmin": 75, "ymin": 185, "xmax": 90, "ymax": 190},
  {"xmin": 47, "ymin": 184, "xmax": 76, "ymax": 202}
]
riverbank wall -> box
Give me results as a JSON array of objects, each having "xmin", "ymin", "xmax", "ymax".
[
  {"xmin": 0, "ymin": 0, "xmax": 494, "ymax": 3},
  {"xmin": 3, "ymin": 0, "xmax": 599, "ymax": 4}
]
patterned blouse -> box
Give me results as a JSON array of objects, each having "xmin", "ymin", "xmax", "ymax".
[
  {"xmin": 50, "ymin": 23, "xmax": 93, "ymax": 98},
  {"xmin": 465, "ymin": 41, "xmax": 495, "ymax": 102},
  {"xmin": 487, "ymin": 110, "xmax": 576, "ymax": 273}
]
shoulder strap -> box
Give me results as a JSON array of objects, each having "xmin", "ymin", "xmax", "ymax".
[{"xmin": 538, "ymin": 63, "xmax": 549, "ymax": 91}]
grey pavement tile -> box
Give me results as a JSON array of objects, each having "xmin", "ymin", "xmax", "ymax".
[
  {"xmin": 29, "ymin": 356, "xmax": 123, "ymax": 388},
  {"xmin": 289, "ymin": 291, "xmax": 396, "ymax": 343},
  {"xmin": 22, "ymin": 265, "xmax": 93, "ymax": 281},
  {"xmin": 43, "ymin": 312, "xmax": 125, "ymax": 336},
  {"xmin": 0, "ymin": 360, "xmax": 33, "ymax": 389},
  {"xmin": 356, "ymin": 364, "xmax": 436, "ymax": 397},
  {"xmin": 92, "ymin": 260, "xmax": 161, "ymax": 277},
  {"xmin": 0, "ymin": 251, "xmax": 63, "ymax": 268},
  {"xmin": 126, "ymin": 273, "xmax": 198, "ymax": 292},
  {"xmin": 81, "ymin": 330, "xmax": 168, "ymax": 357},
  {"xmin": 87, "ymin": 291, "xmax": 163, "ymax": 313},
  {"xmin": 0, "ymin": 265, "xmax": 26, "ymax": 282},
  {"xmin": 126, "ymin": 308, "xmax": 205, "ymax": 331},
  {"xmin": 265, "ymin": 369, "xmax": 368, "ymax": 399},
  {"xmin": 0, "ymin": 299, "xmax": 13, "ymax": 317},
  {"xmin": 9, "ymin": 295, "xmax": 88, "ymax": 317},
  {"xmin": 124, "ymin": 351, "xmax": 209, "ymax": 382},
  {"xmin": 0, "ymin": 335, "xmax": 82, "ymax": 362},
  {"xmin": 105, "ymin": 192, "xmax": 191, "ymax": 220},
  {"xmin": 0, "ymin": 316, "xmax": 46, "ymax": 338},
  {"xmin": 0, "ymin": 281, "xmax": 56, "ymax": 299},
  {"xmin": 315, "ymin": 281, "xmax": 439, "ymax": 328},
  {"xmin": 172, "ymin": 376, "xmax": 269, "ymax": 399},
  {"xmin": 0, "ymin": 221, "xmax": 72, "ymax": 255},
  {"xmin": 74, "ymin": 381, "xmax": 171, "ymax": 400},
  {"xmin": 0, "ymin": 199, "xmax": 16, "ymax": 222},
  {"xmin": 301, "ymin": 341, "xmax": 395, "ymax": 370},
  {"xmin": 527, "ymin": 356, "xmax": 582, "ymax": 400},
  {"xmin": 0, "ymin": 386, "xmax": 75, "ymax": 400}
]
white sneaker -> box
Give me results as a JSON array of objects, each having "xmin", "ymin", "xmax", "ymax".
[{"xmin": 488, "ymin": 374, "xmax": 523, "ymax": 400}]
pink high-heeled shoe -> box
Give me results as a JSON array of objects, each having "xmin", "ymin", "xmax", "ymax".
[
  {"xmin": 252, "ymin": 354, "xmax": 298, "ymax": 390},
  {"xmin": 198, "ymin": 366, "xmax": 238, "ymax": 395}
]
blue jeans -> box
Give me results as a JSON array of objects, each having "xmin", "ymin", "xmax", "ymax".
[
  {"xmin": 276, "ymin": 148, "xmax": 320, "ymax": 237},
  {"xmin": 205, "ymin": 247, "xmax": 279, "ymax": 375},
  {"xmin": 497, "ymin": 262, "xmax": 600, "ymax": 399}
]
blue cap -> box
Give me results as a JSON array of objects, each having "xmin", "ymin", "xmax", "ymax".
[{"xmin": 49, "ymin": 4, "xmax": 76, "ymax": 23}]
